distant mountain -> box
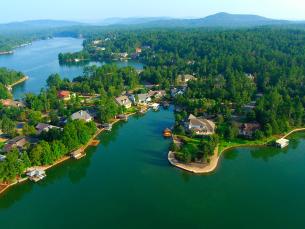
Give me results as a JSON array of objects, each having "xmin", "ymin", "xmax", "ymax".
[
  {"xmin": 97, "ymin": 17, "xmax": 172, "ymax": 26},
  {"xmin": 0, "ymin": 20, "xmax": 84, "ymax": 32},
  {"xmin": 100, "ymin": 13, "xmax": 296, "ymax": 28}
]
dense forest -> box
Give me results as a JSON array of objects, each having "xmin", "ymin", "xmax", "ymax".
[
  {"xmin": 67, "ymin": 27, "xmax": 305, "ymax": 162},
  {"xmin": 2, "ymin": 25, "xmax": 305, "ymax": 167}
]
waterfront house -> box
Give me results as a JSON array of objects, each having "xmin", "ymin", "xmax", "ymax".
[
  {"xmin": 58, "ymin": 90, "xmax": 71, "ymax": 101},
  {"xmin": 187, "ymin": 114, "xmax": 216, "ymax": 136},
  {"xmin": 115, "ymin": 96, "xmax": 132, "ymax": 109},
  {"xmin": 71, "ymin": 110, "xmax": 93, "ymax": 122},
  {"xmin": 70, "ymin": 148, "xmax": 84, "ymax": 159},
  {"xmin": 137, "ymin": 93, "xmax": 152, "ymax": 105},
  {"xmin": 101, "ymin": 123, "xmax": 113, "ymax": 131},
  {"xmin": 276, "ymin": 139, "xmax": 289, "ymax": 148},
  {"xmin": 148, "ymin": 90, "xmax": 166, "ymax": 99},
  {"xmin": 35, "ymin": 123, "xmax": 61, "ymax": 134},
  {"xmin": 239, "ymin": 123, "xmax": 261, "ymax": 138},
  {"xmin": 26, "ymin": 169, "xmax": 46, "ymax": 182},
  {"xmin": 2, "ymin": 136, "xmax": 28, "ymax": 153}
]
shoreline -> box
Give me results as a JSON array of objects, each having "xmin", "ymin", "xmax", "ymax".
[
  {"xmin": 168, "ymin": 127, "xmax": 305, "ymax": 174},
  {"xmin": 6, "ymin": 76, "xmax": 29, "ymax": 91},
  {"xmin": 0, "ymin": 112, "xmax": 137, "ymax": 196}
]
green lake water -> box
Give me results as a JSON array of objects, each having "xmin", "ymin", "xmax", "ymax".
[
  {"xmin": 0, "ymin": 109, "xmax": 305, "ymax": 229},
  {"xmin": 1, "ymin": 38, "xmax": 305, "ymax": 229}
]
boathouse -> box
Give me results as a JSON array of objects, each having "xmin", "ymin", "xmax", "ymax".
[{"xmin": 276, "ymin": 139, "xmax": 289, "ymax": 148}]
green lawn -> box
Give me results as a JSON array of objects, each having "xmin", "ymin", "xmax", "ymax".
[{"xmin": 218, "ymin": 136, "xmax": 277, "ymax": 155}]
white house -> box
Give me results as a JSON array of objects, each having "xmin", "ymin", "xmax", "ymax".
[
  {"xmin": 187, "ymin": 114, "xmax": 216, "ymax": 136},
  {"xmin": 138, "ymin": 94, "xmax": 152, "ymax": 105},
  {"xmin": 71, "ymin": 110, "xmax": 93, "ymax": 122}
]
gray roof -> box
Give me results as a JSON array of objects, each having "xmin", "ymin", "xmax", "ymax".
[
  {"xmin": 138, "ymin": 93, "xmax": 150, "ymax": 102},
  {"xmin": 188, "ymin": 114, "xmax": 215, "ymax": 133},
  {"xmin": 71, "ymin": 110, "xmax": 93, "ymax": 121},
  {"xmin": 115, "ymin": 96, "xmax": 132, "ymax": 106}
]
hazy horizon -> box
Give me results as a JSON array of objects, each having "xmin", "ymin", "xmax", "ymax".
[{"xmin": 1, "ymin": 0, "xmax": 305, "ymax": 23}]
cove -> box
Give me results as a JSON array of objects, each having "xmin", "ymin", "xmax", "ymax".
[
  {"xmin": 0, "ymin": 108, "xmax": 305, "ymax": 228},
  {"xmin": 0, "ymin": 37, "xmax": 143, "ymax": 99}
]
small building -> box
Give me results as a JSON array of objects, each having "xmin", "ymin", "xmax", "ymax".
[
  {"xmin": 118, "ymin": 52, "xmax": 128, "ymax": 58},
  {"xmin": 276, "ymin": 139, "xmax": 289, "ymax": 149},
  {"xmin": 135, "ymin": 48, "xmax": 142, "ymax": 53},
  {"xmin": 71, "ymin": 110, "xmax": 93, "ymax": 122},
  {"xmin": 0, "ymin": 99, "xmax": 25, "ymax": 108},
  {"xmin": 0, "ymin": 154, "xmax": 6, "ymax": 162},
  {"xmin": 115, "ymin": 96, "xmax": 132, "ymax": 109},
  {"xmin": 35, "ymin": 123, "xmax": 61, "ymax": 134},
  {"xmin": 26, "ymin": 169, "xmax": 46, "ymax": 182},
  {"xmin": 137, "ymin": 94, "xmax": 152, "ymax": 105},
  {"xmin": 148, "ymin": 90, "xmax": 166, "ymax": 99},
  {"xmin": 187, "ymin": 114, "xmax": 216, "ymax": 136},
  {"xmin": 2, "ymin": 136, "xmax": 28, "ymax": 153},
  {"xmin": 101, "ymin": 123, "xmax": 112, "ymax": 131},
  {"xmin": 239, "ymin": 123, "xmax": 261, "ymax": 138},
  {"xmin": 70, "ymin": 149, "xmax": 84, "ymax": 160},
  {"xmin": 58, "ymin": 90, "xmax": 71, "ymax": 101}
]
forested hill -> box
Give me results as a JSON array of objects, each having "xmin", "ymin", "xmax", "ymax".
[
  {"xmin": 97, "ymin": 13, "xmax": 299, "ymax": 28},
  {"xmin": 0, "ymin": 20, "xmax": 84, "ymax": 32}
]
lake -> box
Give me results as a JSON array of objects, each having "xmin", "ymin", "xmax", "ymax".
[
  {"xmin": 0, "ymin": 37, "xmax": 143, "ymax": 99},
  {"xmin": 1, "ymin": 38, "xmax": 305, "ymax": 229},
  {"xmin": 0, "ymin": 108, "xmax": 305, "ymax": 228}
]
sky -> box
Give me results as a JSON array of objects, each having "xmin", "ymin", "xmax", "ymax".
[{"xmin": 1, "ymin": 0, "xmax": 305, "ymax": 23}]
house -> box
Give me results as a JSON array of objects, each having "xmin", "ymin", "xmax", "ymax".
[
  {"xmin": 70, "ymin": 149, "xmax": 84, "ymax": 159},
  {"xmin": 138, "ymin": 94, "xmax": 152, "ymax": 105},
  {"xmin": 58, "ymin": 90, "xmax": 71, "ymax": 101},
  {"xmin": 187, "ymin": 114, "xmax": 216, "ymax": 136},
  {"xmin": 0, "ymin": 99, "xmax": 25, "ymax": 108},
  {"xmin": 177, "ymin": 74, "xmax": 197, "ymax": 84},
  {"xmin": 115, "ymin": 96, "xmax": 132, "ymax": 109},
  {"xmin": 276, "ymin": 139, "xmax": 289, "ymax": 148},
  {"xmin": 170, "ymin": 88, "xmax": 185, "ymax": 97},
  {"xmin": 239, "ymin": 123, "xmax": 261, "ymax": 138},
  {"xmin": 148, "ymin": 90, "xmax": 166, "ymax": 99},
  {"xmin": 35, "ymin": 123, "xmax": 60, "ymax": 134},
  {"xmin": 118, "ymin": 52, "xmax": 128, "ymax": 58},
  {"xmin": 2, "ymin": 136, "xmax": 28, "ymax": 153},
  {"xmin": 135, "ymin": 48, "xmax": 142, "ymax": 53},
  {"xmin": 71, "ymin": 110, "xmax": 93, "ymax": 122}
]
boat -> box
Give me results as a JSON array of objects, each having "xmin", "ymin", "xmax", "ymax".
[{"xmin": 163, "ymin": 128, "xmax": 172, "ymax": 138}]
